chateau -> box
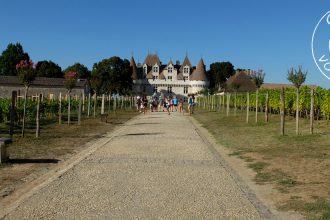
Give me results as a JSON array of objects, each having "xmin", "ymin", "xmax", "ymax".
[{"xmin": 130, "ymin": 54, "xmax": 209, "ymax": 97}]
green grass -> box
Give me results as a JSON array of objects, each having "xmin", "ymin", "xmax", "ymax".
[
  {"xmin": 281, "ymin": 198, "xmax": 330, "ymax": 220},
  {"xmin": 193, "ymin": 107, "xmax": 330, "ymax": 219}
]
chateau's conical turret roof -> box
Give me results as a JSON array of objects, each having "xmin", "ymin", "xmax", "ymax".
[
  {"xmin": 190, "ymin": 58, "xmax": 207, "ymax": 81},
  {"xmin": 130, "ymin": 57, "xmax": 138, "ymax": 80},
  {"xmin": 182, "ymin": 55, "xmax": 192, "ymax": 67},
  {"xmin": 143, "ymin": 54, "xmax": 161, "ymax": 66}
]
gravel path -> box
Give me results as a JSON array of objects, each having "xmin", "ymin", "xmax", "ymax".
[{"xmin": 3, "ymin": 112, "xmax": 273, "ymax": 219}]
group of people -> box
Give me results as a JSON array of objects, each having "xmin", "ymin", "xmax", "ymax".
[{"xmin": 136, "ymin": 94, "xmax": 195, "ymax": 115}]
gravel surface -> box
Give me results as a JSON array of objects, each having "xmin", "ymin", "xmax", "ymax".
[{"xmin": 3, "ymin": 112, "xmax": 272, "ymax": 219}]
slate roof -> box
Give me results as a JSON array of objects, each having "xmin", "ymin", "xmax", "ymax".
[
  {"xmin": 0, "ymin": 76, "xmax": 87, "ymax": 88},
  {"xmin": 182, "ymin": 55, "xmax": 192, "ymax": 67},
  {"xmin": 190, "ymin": 59, "xmax": 207, "ymax": 81},
  {"xmin": 133, "ymin": 54, "xmax": 208, "ymax": 81},
  {"xmin": 130, "ymin": 57, "xmax": 138, "ymax": 80},
  {"xmin": 143, "ymin": 54, "xmax": 161, "ymax": 66}
]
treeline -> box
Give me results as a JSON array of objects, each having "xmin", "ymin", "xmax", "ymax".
[{"xmin": 0, "ymin": 42, "xmax": 133, "ymax": 95}]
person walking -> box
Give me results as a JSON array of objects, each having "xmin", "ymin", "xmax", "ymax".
[
  {"xmin": 165, "ymin": 96, "xmax": 171, "ymax": 115},
  {"xmin": 136, "ymin": 96, "xmax": 141, "ymax": 112},
  {"xmin": 142, "ymin": 95, "xmax": 148, "ymax": 114},
  {"xmin": 188, "ymin": 94, "xmax": 194, "ymax": 115},
  {"xmin": 178, "ymin": 98, "xmax": 184, "ymax": 114},
  {"xmin": 172, "ymin": 96, "xmax": 178, "ymax": 111}
]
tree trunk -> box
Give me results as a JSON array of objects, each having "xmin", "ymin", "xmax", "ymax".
[
  {"xmin": 87, "ymin": 93, "xmax": 91, "ymax": 117},
  {"xmin": 21, "ymin": 86, "xmax": 29, "ymax": 137},
  {"xmin": 234, "ymin": 92, "xmax": 237, "ymax": 116},
  {"xmin": 78, "ymin": 93, "xmax": 82, "ymax": 125},
  {"xmin": 108, "ymin": 94, "xmax": 111, "ymax": 113},
  {"xmin": 310, "ymin": 89, "xmax": 314, "ymax": 134},
  {"xmin": 296, "ymin": 88, "xmax": 299, "ymax": 135},
  {"xmin": 246, "ymin": 92, "xmax": 249, "ymax": 123},
  {"xmin": 226, "ymin": 93, "xmax": 230, "ymax": 116},
  {"xmin": 67, "ymin": 91, "xmax": 71, "ymax": 125},
  {"xmin": 265, "ymin": 92, "xmax": 269, "ymax": 122},
  {"xmin": 101, "ymin": 94, "xmax": 105, "ymax": 114},
  {"xmin": 59, "ymin": 92, "xmax": 62, "ymax": 124},
  {"xmin": 280, "ymin": 87, "xmax": 285, "ymax": 136},
  {"xmin": 10, "ymin": 91, "xmax": 17, "ymax": 138},
  {"xmin": 255, "ymin": 89, "xmax": 259, "ymax": 123},
  {"xmin": 93, "ymin": 93, "xmax": 97, "ymax": 117},
  {"xmin": 36, "ymin": 94, "xmax": 41, "ymax": 137}
]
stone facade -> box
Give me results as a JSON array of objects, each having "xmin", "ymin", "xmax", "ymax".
[
  {"xmin": 0, "ymin": 76, "xmax": 89, "ymax": 99},
  {"xmin": 130, "ymin": 54, "xmax": 209, "ymax": 98}
]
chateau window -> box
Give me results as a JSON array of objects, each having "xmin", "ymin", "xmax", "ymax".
[
  {"xmin": 153, "ymin": 76, "xmax": 158, "ymax": 80},
  {"xmin": 184, "ymin": 67, "xmax": 189, "ymax": 73},
  {"xmin": 183, "ymin": 76, "xmax": 188, "ymax": 81},
  {"xmin": 168, "ymin": 67, "xmax": 173, "ymax": 73},
  {"xmin": 168, "ymin": 76, "xmax": 172, "ymax": 80},
  {"xmin": 184, "ymin": 86, "xmax": 188, "ymax": 94},
  {"xmin": 153, "ymin": 66, "xmax": 158, "ymax": 72},
  {"xmin": 153, "ymin": 85, "xmax": 158, "ymax": 93},
  {"xmin": 167, "ymin": 86, "xmax": 172, "ymax": 93}
]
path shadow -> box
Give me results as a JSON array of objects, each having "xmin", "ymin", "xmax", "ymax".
[
  {"xmin": 132, "ymin": 123, "xmax": 161, "ymax": 125},
  {"xmin": 123, "ymin": 132, "xmax": 163, "ymax": 136},
  {"xmin": 8, "ymin": 159, "xmax": 60, "ymax": 164}
]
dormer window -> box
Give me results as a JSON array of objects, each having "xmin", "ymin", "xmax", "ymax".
[
  {"xmin": 184, "ymin": 67, "xmax": 189, "ymax": 73},
  {"xmin": 153, "ymin": 66, "xmax": 158, "ymax": 72},
  {"xmin": 168, "ymin": 67, "xmax": 173, "ymax": 73}
]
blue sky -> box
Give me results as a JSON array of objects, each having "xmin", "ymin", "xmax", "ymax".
[{"xmin": 1, "ymin": 0, "xmax": 330, "ymax": 87}]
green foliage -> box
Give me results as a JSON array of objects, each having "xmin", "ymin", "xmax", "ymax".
[
  {"xmin": 320, "ymin": 89, "xmax": 330, "ymax": 119},
  {"xmin": 64, "ymin": 71, "xmax": 78, "ymax": 92},
  {"xmin": 0, "ymin": 43, "xmax": 30, "ymax": 76},
  {"xmin": 36, "ymin": 60, "xmax": 63, "ymax": 78},
  {"xmin": 198, "ymin": 86, "xmax": 330, "ymax": 118},
  {"xmin": 16, "ymin": 60, "xmax": 36, "ymax": 87},
  {"xmin": 251, "ymin": 69, "xmax": 265, "ymax": 88},
  {"xmin": 287, "ymin": 66, "xmax": 307, "ymax": 89},
  {"xmin": 91, "ymin": 56, "xmax": 132, "ymax": 95},
  {"xmin": 0, "ymin": 105, "xmax": 3, "ymax": 123},
  {"xmin": 208, "ymin": 61, "xmax": 235, "ymax": 89},
  {"xmin": 64, "ymin": 63, "xmax": 91, "ymax": 79}
]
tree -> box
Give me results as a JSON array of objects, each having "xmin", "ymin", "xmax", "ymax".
[
  {"xmin": 91, "ymin": 56, "xmax": 132, "ymax": 95},
  {"xmin": 0, "ymin": 43, "xmax": 30, "ymax": 76},
  {"xmin": 208, "ymin": 61, "xmax": 235, "ymax": 90},
  {"xmin": 251, "ymin": 69, "xmax": 265, "ymax": 89},
  {"xmin": 287, "ymin": 66, "xmax": 307, "ymax": 135},
  {"xmin": 64, "ymin": 63, "xmax": 91, "ymax": 79},
  {"xmin": 64, "ymin": 71, "xmax": 78, "ymax": 125},
  {"xmin": 287, "ymin": 66, "xmax": 307, "ymax": 89},
  {"xmin": 16, "ymin": 59, "xmax": 36, "ymax": 137},
  {"xmin": 35, "ymin": 60, "xmax": 63, "ymax": 78}
]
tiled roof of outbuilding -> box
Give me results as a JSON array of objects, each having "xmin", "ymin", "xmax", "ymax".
[
  {"xmin": 225, "ymin": 71, "xmax": 257, "ymax": 92},
  {"xmin": 0, "ymin": 76, "xmax": 87, "ymax": 88}
]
